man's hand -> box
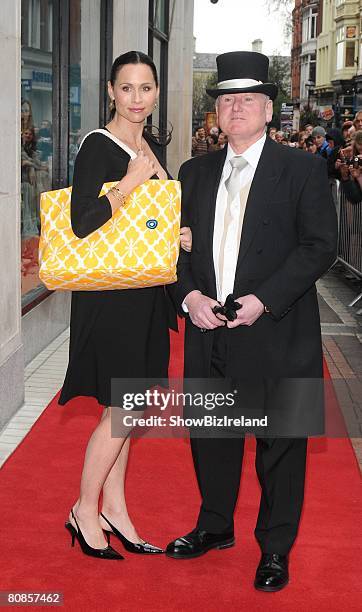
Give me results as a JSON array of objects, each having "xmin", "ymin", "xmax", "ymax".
[
  {"xmin": 184, "ymin": 290, "xmax": 226, "ymax": 330},
  {"xmin": 226, "ymin": 294, "xmax": 265, "ymax": 328},
  {"xmin": 349, "ymin": 165, "xmax": 361, "ymax": 180},
  {"xmin": 340, "ymin": 164, "xmax": 350, "ymax": 181}
]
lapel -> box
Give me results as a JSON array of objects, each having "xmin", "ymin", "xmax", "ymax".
[
  {"xmin": 198, "ymin": 146, "xmax": 228, "ymax": 251},
  {"xmin": 233, "ymin": 137, "xmax": 285, "ymax": 283},
  {"xmin": 197, "ymin": 147, "xmax": 228, "ymax": 296}
]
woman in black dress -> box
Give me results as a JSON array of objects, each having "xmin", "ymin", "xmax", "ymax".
[{"xmin": 60, "ymin": 51, "xmax": 191, "ymax": 559}]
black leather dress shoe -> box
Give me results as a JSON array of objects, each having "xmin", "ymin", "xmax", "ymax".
[
  {"xmin": 254, "ymin": 553, "xmax": 289, "ymax": 592},
  {"xmin": 166, "ymin": 529, "xmax": 235, "ymax": 559}
]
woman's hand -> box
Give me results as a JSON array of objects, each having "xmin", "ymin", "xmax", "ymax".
[
  {"xmin": 125, "ymin": 151, "xmax": 157, "ymax": 191},
  {"xmin": 107, "ymin": 151, "xmax": 160, "ymax": 213},
  {"xmin": 180, "ymin": 226, "xmax": 192, "ymax": 252}
]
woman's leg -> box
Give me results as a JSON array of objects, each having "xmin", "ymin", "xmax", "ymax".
[
  {"xmin": 99, "ymin": 435, "xmax": 144, "ymax": 543},
  {"xmin": 70, "ymin": 406, "xmax": 129, "ymax": 549}
]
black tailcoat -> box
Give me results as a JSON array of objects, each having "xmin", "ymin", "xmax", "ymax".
[{"xmin": 170, "ymin": 137, "xmax": 338, "ymax": 433}]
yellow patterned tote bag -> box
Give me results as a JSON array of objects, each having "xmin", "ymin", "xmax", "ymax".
[{"xmin": 38, "ymin": 130, "xmax": 181, "ymax": 291}]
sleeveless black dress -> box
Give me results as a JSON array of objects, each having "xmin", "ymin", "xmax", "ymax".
[{"xmin": 58, "ymin": 130, "xmax": 176, "ymax": 407}]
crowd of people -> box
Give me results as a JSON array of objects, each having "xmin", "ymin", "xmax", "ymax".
[
  {"xmin": 191, "ymin": 126, "xmax": 228, "ymax": 156},
  {"xmin": 192, "ymin": 110, "xmax": 362, "ymax": 204}
]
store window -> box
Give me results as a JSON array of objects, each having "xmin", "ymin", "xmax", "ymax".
[
  {"xmin": 148, "ymin": 0, "xmax": 169, "ymax": 163},
  {"xmin": 20, "ymin": 0, "xmax": 112, "ymax": 312},
  {"xmin": 21, "ymin": 0, "xmax": 53, "ymax": 306}
]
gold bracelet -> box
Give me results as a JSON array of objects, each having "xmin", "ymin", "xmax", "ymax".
[{"xmin": 109, "ymin": 186, "xmax": 127, "ymax": 207}]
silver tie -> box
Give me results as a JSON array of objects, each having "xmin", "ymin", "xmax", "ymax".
[
  {"xmin": 225, "ymin": 155, "xmax": 249, "ymax": 202},
  {"xmin": 219, "ymin": 156, "xmax": 249, "ymax": 299}
]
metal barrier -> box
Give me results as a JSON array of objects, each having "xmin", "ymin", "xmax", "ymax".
[{"xmin": 337, "ymin": 182, "xmax": 362, "ymax": 310}]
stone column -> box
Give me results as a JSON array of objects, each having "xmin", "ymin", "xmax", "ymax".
[
  {"xmin": 167, "ymin": 0, "xmax": 194, "ymax": 177},
  {"xmin": 113, "ymin": 0, "xmax": 149, "ymax": 56},
  {"xmin": 0, "ymin": 0, "xmax": 24, "ymax": 428},
  {"xmin": 80, "ymin": 0, "xmax": 101, "ymax": 136}
]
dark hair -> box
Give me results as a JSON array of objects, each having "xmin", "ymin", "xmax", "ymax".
[
  {"xmin": 108, "ymin": 51, "xmax": 171, "ymax": 145},
  {"xmin": 110, "ymin": 51, "xmax": 158, "ymax": 92}
]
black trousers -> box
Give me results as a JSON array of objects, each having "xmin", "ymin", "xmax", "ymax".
[{"xmin": 190, "ymin": 327, "xmax": 308, "ymax": 555}]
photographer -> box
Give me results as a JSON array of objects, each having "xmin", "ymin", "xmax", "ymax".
[
  {"xmin": 324, "ymin": 129, "xmax": 345, "ymax": 207},
  {"xmin": 336, "ymin": 130, "xmax": 362, "ymax": 204}
]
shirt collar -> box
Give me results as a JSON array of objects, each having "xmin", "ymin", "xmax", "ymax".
[{"xmin": 225, "ymin": 132, "xmax": 266, "ymax": 171}]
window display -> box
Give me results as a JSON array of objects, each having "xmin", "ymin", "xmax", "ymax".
[
  {"xmin": 20, "ymin": 0, "xmax": 105, "ymax": 310},
  {"xmin": 21, "ymin": 0, "xmax": 53, "ymax": 304}
]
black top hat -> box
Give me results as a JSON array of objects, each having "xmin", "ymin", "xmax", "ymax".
[{"xmin": 206, "ymin": 51, "xmax": 278, "ymax": 101}]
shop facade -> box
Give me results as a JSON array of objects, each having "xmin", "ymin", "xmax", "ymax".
[{"xmin": 0, "ymin": 0, "xmax": 194, "ymax": 428}]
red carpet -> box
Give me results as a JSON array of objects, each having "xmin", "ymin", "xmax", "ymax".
[{"xmin": 1, "ymin": 319, "xmax": 361, "ymax": 611}]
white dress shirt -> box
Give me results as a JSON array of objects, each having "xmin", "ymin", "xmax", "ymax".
[
  {"xmin": 213, "ymin": 133, "xmax": 266, "ymax": 302},
  {"xmin": 182, "ymin": 132, "xmax": 266, "ymax": 311}
]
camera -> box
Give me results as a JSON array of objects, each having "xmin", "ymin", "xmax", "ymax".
[{"xmin": 344, "ymin": 156, "xmax": 362, "ymax": 168}]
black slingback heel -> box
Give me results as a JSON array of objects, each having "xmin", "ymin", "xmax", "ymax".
[
  {"xmin": 65, "ymin": 509, "xmax": 124, "ymax": 560},
  {"xmin": 100, "ymin": 513, "xmax": 164, "ymax": 554}
]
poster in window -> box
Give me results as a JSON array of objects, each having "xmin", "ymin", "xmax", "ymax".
[{"xmin": 346, "ymin": 26, "xmax": 357, "ymax": 39}]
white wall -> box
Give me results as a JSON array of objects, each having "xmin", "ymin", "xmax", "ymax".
[{"xmin": 0, "ymin": 0, "xmax": 24, "ymax": 428}]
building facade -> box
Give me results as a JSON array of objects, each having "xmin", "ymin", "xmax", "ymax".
[
  {"xmin": 315, "ymin": 0, "xmax": 336, "ymax": 113},
  {"xmin": 300, "ymin": 1, "xmax": 319, "ymax": 104},
  {"xmin": 332, "ymin": 0, "xmax": 361, "ymax": 120},
  {"xmin": 292, "ymin": 0, "xmax": 304, "ymax": 104},
  {"xmin": 292, "ymin": 0, "xmax": 319, "ymax": 106},
  {"xmin": 315, "ymin": 1, "xmax": 362, "ymax": 122},
  {"xmin": 0, "ymin": 0, "xmax": 194, "ymax": 429}
]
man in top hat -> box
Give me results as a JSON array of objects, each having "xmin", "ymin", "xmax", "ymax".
[{"xmin": 166, "ymin": 52, "xmax": 337, "ymax": 591}]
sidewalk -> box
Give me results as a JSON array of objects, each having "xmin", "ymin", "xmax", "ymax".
[
  {"xmin": 317, "ymin": 264, "xmax": 362, "ymax": 469},
  {"xmin": 0, "ymin": 265, "xmax": 361, "ymax": 469}
]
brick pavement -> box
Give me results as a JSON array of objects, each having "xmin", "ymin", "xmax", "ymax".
[{"xmin": 317, "ymin": 265, "xmax": 362, "ymax": 470}]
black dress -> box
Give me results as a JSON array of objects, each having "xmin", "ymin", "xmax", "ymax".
[{"xmin": 58, "ymin": 130, "xmax": 176, "ymax": 407}]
